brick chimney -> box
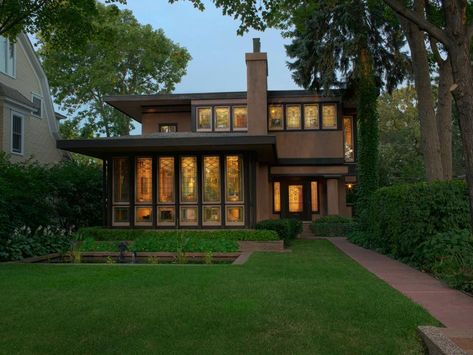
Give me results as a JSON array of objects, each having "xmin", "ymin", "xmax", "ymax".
[{"xmin": 246, "ymin": 38, "xmax": 268, "ymax": 134}]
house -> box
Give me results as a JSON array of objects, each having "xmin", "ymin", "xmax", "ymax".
[
  {"xmin": 0, "ymin": 33, "xmax": 63, "ymax": 164},
  {"xmin": 57, "ymin": 39, "xmax": 357, "ymax": 229}
]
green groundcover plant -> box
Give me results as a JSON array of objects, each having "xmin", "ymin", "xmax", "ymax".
[{"xmin": 310, "ymin": 216, "xmax": 355, "ymax": 237}]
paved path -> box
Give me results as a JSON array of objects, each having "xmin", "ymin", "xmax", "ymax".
[{"xmin": 328, "ymin": 237, "xmax": 473, "ymax": 329}]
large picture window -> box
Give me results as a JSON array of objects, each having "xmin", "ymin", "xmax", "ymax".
[
  {"xmin": 197, "ymin": 107, "xmax": 212, "ymax": 131},
  {"xmin": 215, "ymin": 107, "xmax": 230, "ymax": 131},
  {"xmin": 225, "ymin": 155, "xmax": 243, "ymax": 203},
  {"xmin": 159, "ymin": 157, "xmax": 174, "ymax": 203},
  {"xmin": 203, "ymin": 156, "xmax": 220, "ymax": 203},
  {"xmin": 304, "ymin": 104, "xmax": 319, "ymax": 129},
  {"xmin": 343, "ymin": 116, "xmax": 354, "ymax": 162},
  {"xmin": 136, "ymin": 157, "xmax": 152, "ymax": 203},
  {"xmin": 268, "ymin": 105, "xmax": 284, "ymax": 130},
  {"xmin": 322, "ymin": 104, "xmax": 338, "ymax": 129},
  {"xmin": 286, "ymin": 105, "xmax": 301, "ymax": 129},
  {"xmin": 180, "ymin": 156, "xmax": 197, "ymax": 203},
  {"xmin": 233, "ymin": 107, "xmax": 248, "ymax": 130},
  {"xmin": 113, "ymin": 157, "xmax": 130, "ymax": 203}
]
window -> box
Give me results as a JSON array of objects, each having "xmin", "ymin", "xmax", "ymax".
[
  {"xmin": 225, "ymin": 155, "xmax": 243, "ymax": 203},
  {"xmin": 304, "ymin": 104, "xmax": 319, "ymax": 129},
  {"xmin": 180, "ymin": 206, "xmax": 198, "ymax": 225},
  {"xmin": 322, "ymin": 104, "xmax": 337, "ymax": 129},
  {"xmin": 135, "ymin": 157, "xmax": 152, "ymax": 203},
  {"xmin": 268, "ymin": 105, "xmax": 284, "ymax": 130},
  {"xmin": 288, "ymin": 185, "xmax": 303, "ymax": 213},
  {"xmin": 180, "ymin": 156, "xmax": 197, "ymax": 203},
  {"xmin": 203, "ymin": 156, "xmax": 220, "ymax": 203},
  {"xmin": 215, "ymin": 107, "xmax": 230, "ymax": 131},
  {"xmin": 203, "ymin": 206, "xmax": 221, "ymax": 225},
  {"xmin": 226, "ymin": 206, "xmax": 244, "ymax": 225},
  {"xmin": 158, "ymin": 157, "xmax": 174, "ymax": 203},
  {"xmin": 343, "ymin": 116, "xmax": 354, "ymax": 162},
  {"xmin": 197, "ymin": 107, "xmax": 212, "ymax": 131},
  {"xmin": 135, "ymin": 206, "xmax": 153, "ymax": 225},
  {"xmin": 32, "ymin": 95, "xmax": 42, "ymax": 118},
  {"xmin": 11, "ymin": 112, "xmax": 23, "ymax": 154},
  {"xmin": 113, "ymin": 158, "xmax": 130, "ymax": 203},
  {"xmin": 157, "ymin": 206, "xmax": 175, "ymax": 225},
  {"xmin": 311, "ymin": 181, "xmax": 319, "ymax": 212},
  {"xmin": 0, "ymin": 36, "xmax": 15, "ymax": 77},
  {"xmin": 273, "ymin": 182, "xmax": 281, "ymax": 213},
  {"xmin": 159, "ymin": 124, "xmax": 177, "ymax": 132},
  {"xmin": 286, "ymin": 105, "xmax": 301, "ymax": 129},
  {"xmin": 113, "ymin": 207, "xmax": 130, "ymax": 225},
  {"xmin": 233, "ymin": 106, "xmax": 248, "ymax": 130}
]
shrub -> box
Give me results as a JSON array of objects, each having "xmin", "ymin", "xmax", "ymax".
[
  {"xmin": 255, "ymin": 219, "xmax": 302, "ymax": 244},
  {"xmin": 76, "ymin": 227, "xmax": 278, "ymax": 242},
  {"xmin": 310, "ymin": 216, "xmax": 355, "ymax": 237},
  {"xmin": 351, "ymin": 180, "xmax": 470, "ymax": 261}
]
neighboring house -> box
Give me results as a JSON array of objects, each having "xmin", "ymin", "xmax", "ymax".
[
  {"xmin": 0, "ymin": 33, "xmax": 63, "ymax": 164},
  {"xmin": 58, "ymin": 39, "xmax": 357, "ymax": 229}
]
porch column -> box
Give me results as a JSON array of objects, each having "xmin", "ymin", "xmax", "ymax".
[{"xmin": 326, "ymin": 178, "xmax": 339, "ymax": 215}]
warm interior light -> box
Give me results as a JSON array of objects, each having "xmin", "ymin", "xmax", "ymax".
[{"xmin": 347, "ymin": 183, "xmax": 353, "ymax": 190}]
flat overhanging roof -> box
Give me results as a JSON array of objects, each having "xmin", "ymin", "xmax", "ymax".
[{"xmin": 57, "ymin": 133, "xmax": 277, "ymax": 162}]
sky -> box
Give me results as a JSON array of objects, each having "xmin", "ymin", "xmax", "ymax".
[{"xmin": 114, "ymin": 0, "xmax": 299, "ymax": 93}]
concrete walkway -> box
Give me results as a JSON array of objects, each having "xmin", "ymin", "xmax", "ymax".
[{"xmin": 328, "ymin": 237, "xmax": 473, "ymax": 329}]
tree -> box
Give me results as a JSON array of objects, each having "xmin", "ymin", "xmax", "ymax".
[
  {"xmin": 0, "ymin": 0, "xmax": 124, "ymax": 47},
  {"xmin": 383, "ymin": 0, "xmax": 473, "ymax": 226},
  {"xmin": 38, "ymin": 4, "xmax": 191, "ymax": 137}
]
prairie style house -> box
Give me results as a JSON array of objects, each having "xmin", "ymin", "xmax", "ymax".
[
  {"xmin": 0, "ymin": 33, "xmax": 63, "ymax": 164},
  {"xmin": 58, "ymin": 39, "xmax": 356, "ymax": 229}
]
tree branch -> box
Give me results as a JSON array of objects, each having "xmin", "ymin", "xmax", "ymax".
[
  {"xmin": 429, "ymin": 36, "xmax": 443, "ymax": 65},
  {"xmin": 383, "ymin": 0, "xmax": 450, "ymax": 45}
]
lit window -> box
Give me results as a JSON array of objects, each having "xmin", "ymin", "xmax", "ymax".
[
  {"xmin": 288, "ymin": 185, "xmax": 303, "ymax": 213},
  {"xmin": 136, "ymin": 157, "xmax": 152, "ymax": 203},
  {"xmin": 225, "ymin": 155, "xmax": 243, "ymax": 203},
  {"xmin": 32, "ymin": 95, "xmax": 42, "ymax": 118},
  {"xmin": 113, "ymin": 157, "xmax": 129, "ymax": 203},
  {"xmin": 226, "ymin": 206, "xmax": 244, "ymax": 225},
  {"xmin": 159, "ymin": 157, "xmax": 174, "ymax": 203},
  {"xmin": 268, "ymin": 105, "xmax": 284, "ymax": 130},
  {"xmin": 11, "ymin": 112, "xmax": 23, "ymax": 154},
  {"xmin": 304, "ymin": 104, "xmax": 319, "ymax": 129},
  {"xmin": 343, "ymin": 116, "xmax": 354, "ymax": 162},
  {"xmin": 113, "ymin": 207, "xmax": 129, "ymax": 225},
  {"xmin": 180, "ymin": 206, "xmax": 198, "ymax": 225},
  {"xmin": 160, "ymin": 124, "xmax": 177, "ymax": 132},
  {"xmin": 322, "ymin": 104, "xmax": 337, "ymax": 129},
  {"xmin": 135, "ymin": 207, "xmax": 153, "ymax": 225},
  {"xmin": 203, "ymin": 156, "xmax": 220, "ymax": 203},
  {"xmin": 273, "ymin": 182, "xmax": 281, "ymax": 213},
  {"xmin": 203, "ymin": 206, "xmax": 221, "ymax": 225},
  {"xmin": 286, "ymin": 105, "xmax": 301, "ymax": 129},
  {"xmin": 311, "ymin": 181, "xmax": 319, "ymax": 212},
  {"xmin": 180, "ymin": 157, "xmax": 197, "ymax": 203},
  {"xmin": 197, "ymin": 107, "xmax": 212, "ymax": 131},
  {"xmin": 215, "ymin": 107, "xmax": 230, "ymax": 131},
  {"xmin": 157, "ymin": 206, "xmax": 175, "ymax": 225},
  {"xmin": 233, "ymin": 106, "xmax": 248, "ymax": 130},
  {"xmin": 0, "ymin": 36, "xmax": 15, "ymax": 77}
]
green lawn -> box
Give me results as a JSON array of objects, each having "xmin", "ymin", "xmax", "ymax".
[{"xmin": 0, "ymin": 240, "xmax": 437, "ymax": 354}]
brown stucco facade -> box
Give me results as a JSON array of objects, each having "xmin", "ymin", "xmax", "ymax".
[{"xmin": 57, "ymin": 39, "xmax": 357, "ymax": 229}]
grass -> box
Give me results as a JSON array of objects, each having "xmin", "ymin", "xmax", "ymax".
[{"xmin": 0, "ymin": 240, "xmax": 437, "ymax": 354}]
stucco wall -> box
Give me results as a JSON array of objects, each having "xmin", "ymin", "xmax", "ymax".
[
  {"xmin": 141, "ymin": 112, "xmax": 192, "ymax": 134},
  {"xmin": 0, "ymin": 35, "xmax": 63, "ymax": 164},
  {"xmin": 274, "ymin": 131, "xmax": 344, "ymax": 159}
]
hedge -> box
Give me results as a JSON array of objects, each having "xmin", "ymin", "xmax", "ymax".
[
  {"xmin": 255, "ymin": 219, "xmax": 302, "ymax": 244},
  {"xmin": 76, "ymin": 227, "xmax": 279, "ymax": 242},
  {"xmin": 310, "ymin": 216, "xmax": 355, "ymax": 237},
  {"xmin": 351, "ymin": 180, "xmax": 470, "ymax": 261}
]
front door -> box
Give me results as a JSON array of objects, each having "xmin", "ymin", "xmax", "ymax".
[{"xmin": 280, "ymin": 179, "xmax": 313, "ymax": 221}]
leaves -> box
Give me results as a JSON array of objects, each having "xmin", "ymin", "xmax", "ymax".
[{"xmin": 38, "ymin": 3, "xmax": 191, "ymax": 137}]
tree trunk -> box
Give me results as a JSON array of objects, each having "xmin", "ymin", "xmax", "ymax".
[
  {"xmin": 401, "ymin": 16, "xmax": 444, "ymax": 181},
  {"xmin": 436, "ymin": 60, "xmax": 454, "ymax": 180}
]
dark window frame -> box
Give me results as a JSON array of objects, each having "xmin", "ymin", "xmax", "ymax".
[{"xmin": 159, "ymin": 123, "xmax": 178, "ymax": 132}]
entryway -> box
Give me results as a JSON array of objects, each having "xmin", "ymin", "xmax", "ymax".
[{"xmin": 278, "ymin": 178, "xmax": 319, "ymax": 221}]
